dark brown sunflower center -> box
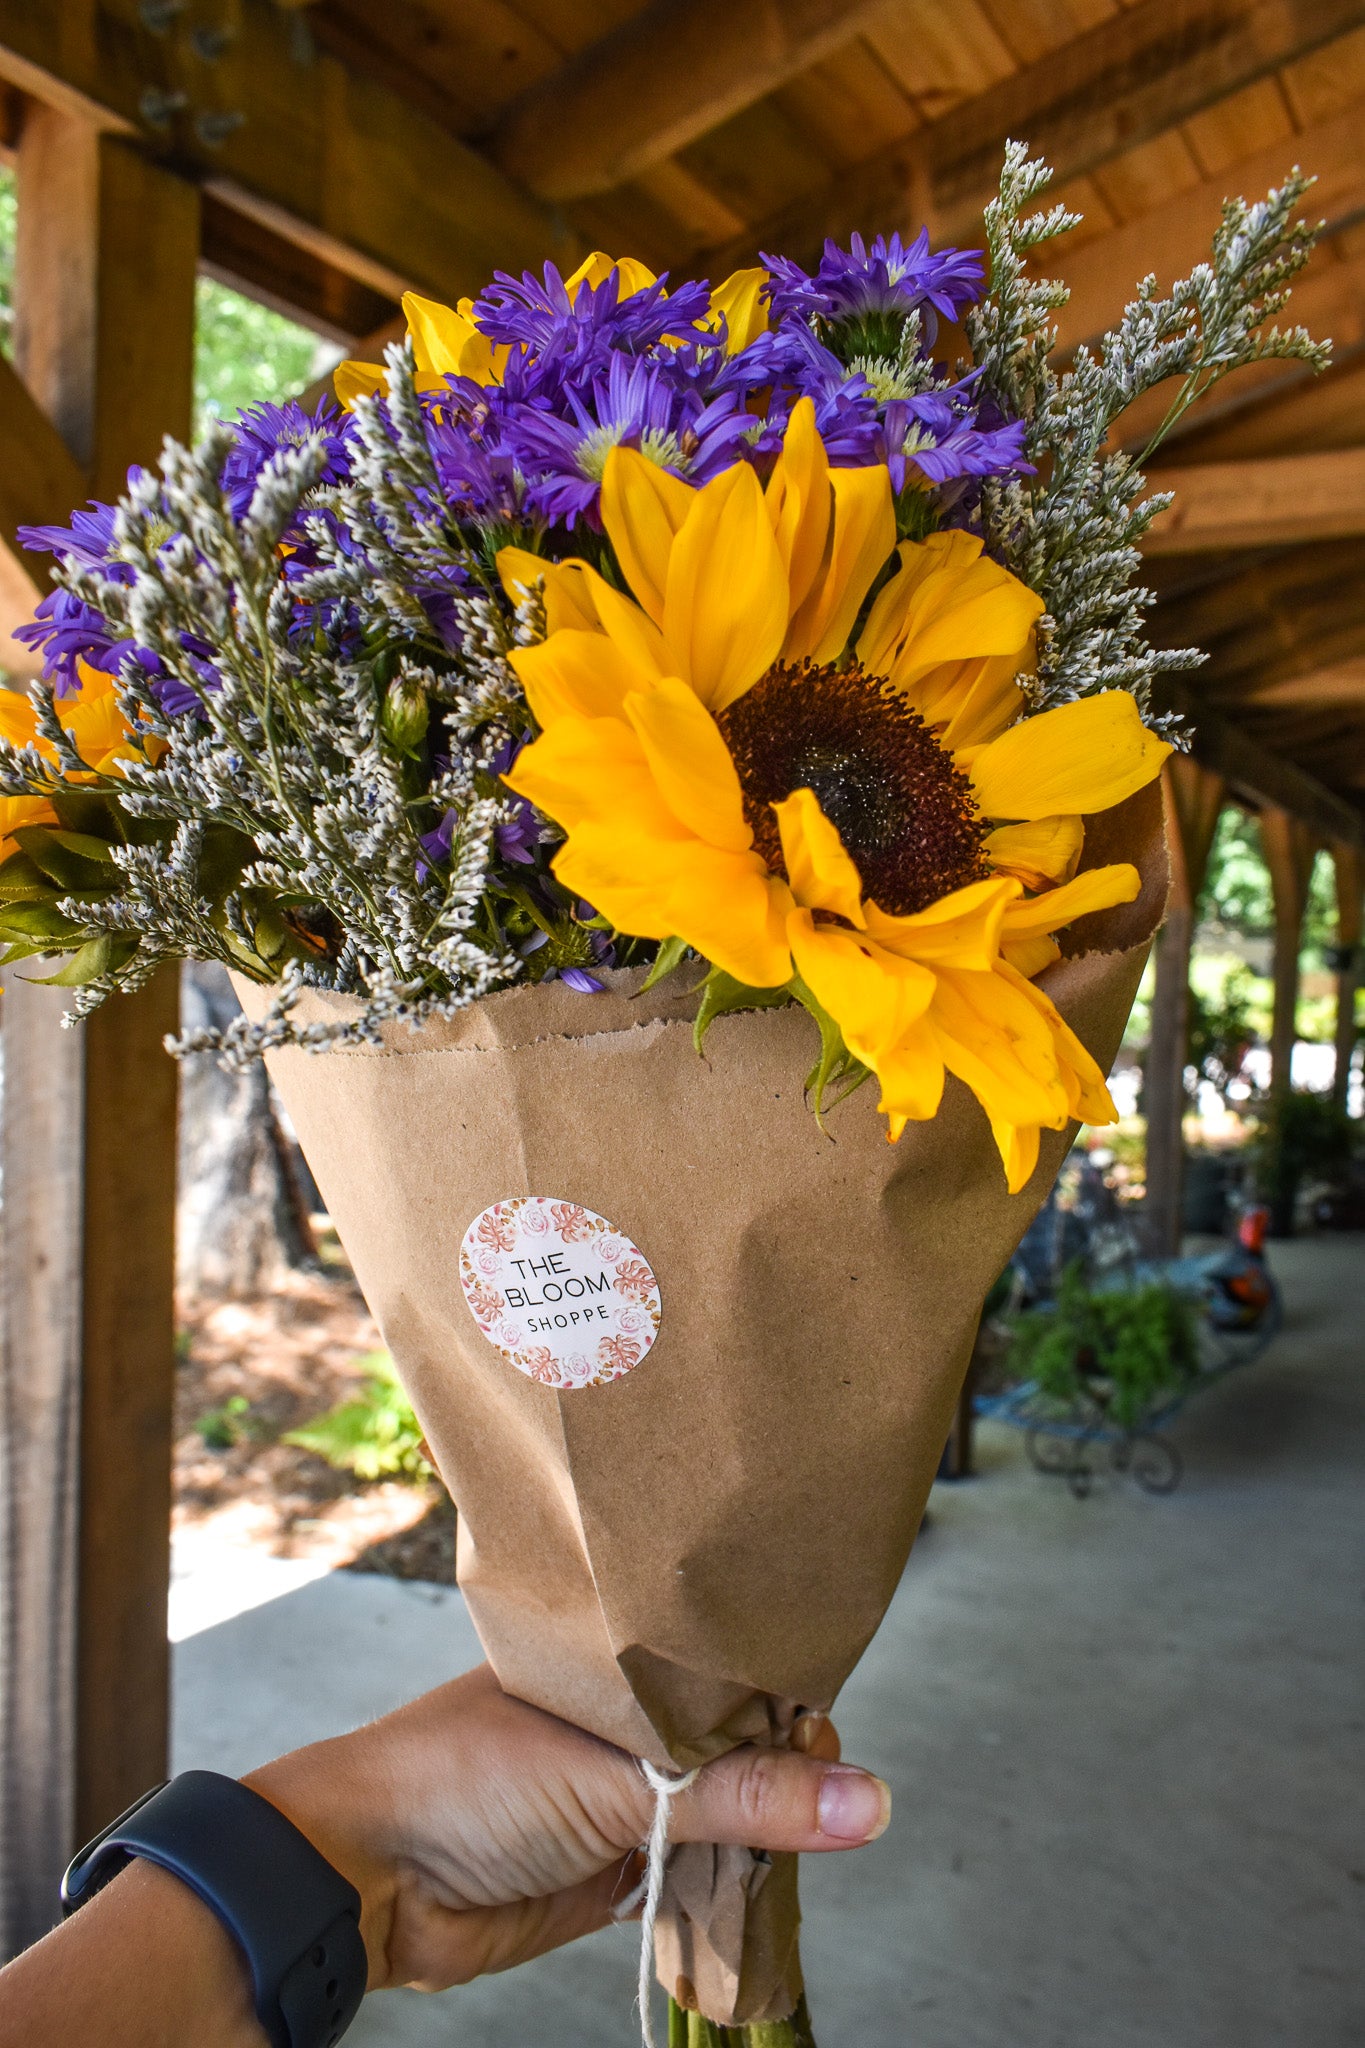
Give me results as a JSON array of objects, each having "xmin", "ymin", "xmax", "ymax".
[{"xmin": 716, "ymin": 659, "xmax": 987, "ymax": 917}]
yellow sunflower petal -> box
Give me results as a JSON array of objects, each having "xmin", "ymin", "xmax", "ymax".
[
  {"xmin": 497, "ymin": 549, "xmax": 603, "ymax": 637},
  {"xmin": 787, "ymin": 912, "xmax": 935, "ymax": 1071},
  {"xmin": 601, "ymin": 448, "xmax": 696, "ymax": 628},
  {"xmin": 402, "ymin": 291, "xmax": 477, "ymax": 378},
  {"xmin": 988, "ymin": 1116, "xmax": 1041, "ymax": 1195},
  {"xmin": 332, "ymin": 359, "xmax": 387, "ymax": 411},
  {"xmin": 503, "ymin": 715, "xmax": 668, "ymax": 838},
  {"xmin": 934, "ymin": 651, "xmax": 1029, "ymax": 750},
  {"xmin": 858, "ymin": 531, "xmax": 1042, "ymax": 690},
  {"xmin": 0, "ymin": 793, "xmax": 58, "ymax": 863},
  {"xmin": 930, "ymin": 965, "xmax": 1071, "ymax": 1130},
  {"xmin": 564, "ymin": 252, "xmax": 658, "ymax": 302},
  {"xmin": 509, "ymin": 632, "xmax": 640, "ymax": 726},
  {"xmin": 709, "ymin": 266, "xmax": 769, "ymax": 353},
  {"xmin": 766, "ymin": 397, "xmax": 831, "ymax": 621},
  {"xmin": 0, "ymin": 686, "xmax": 39, "ymax": 750},
  {"xmin": 862, "ymin": 875, "xmax": 1017, "ymax": 971},
  {"xmin": 1000, "ymin": 962, "xmax": 1118, "ymax": 1126},
  {"xmin": 983, "ymin": 815, "xmax": 1083, "ymax": 889},
  {"xmin": 1001, "ymin": 934, "xmax": 1061, "ymax": 978},
  {"xmin": 1001, "ymin": 862, "xmax": 1141, "ymax": 940},
  {"xmin": 624, "ymin": 679, "xmax": 751, "ymax": 853},
  {"xmin": 773, "ymin": 787, "xmax": 866, "ymax": 926},
  {"xmin": 560, "ymin": 828, "xmax": 793, "ymax": 987},
  {"xmin": 786, "ymin": 463, "xmax": 896, "ymax": 665},
  {"xmin": 875, "ymin": 1017, "xmax": 946, "ymax": 1135},
  {"xmin": 969, "ymin": 691, "xmax": 1171, "ymax": 822},
  {"xmin": 662, "ymin": 461, "xmax": 788, "ymax": 712}
]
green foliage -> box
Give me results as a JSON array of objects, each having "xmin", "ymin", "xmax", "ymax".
[
  {"xmin": 197, "ymin": 1393, "xmax": 253, "ymax": 1451},
  {"xmin": 284, "ymin": 1353, "xmax": 432, "ymax": 1483},
  {"xmin": 1252, "ymin": 1089, "xmax": 1357, "ymax": 1227},
  {"xmin": 1200, "ymin": 810, "xmax": 1338, "ymax": 951},
  {"xmin": 194, "ymin": 277, "xmax": 333, "ymax": 439},
  {"xmin": 1186, "ymin": 964, "xmax": 1256, "ymax": 1103},
  {"xmin": 1009, "ymin": 1263, "xmax": 1200, "ymax": 1430}
]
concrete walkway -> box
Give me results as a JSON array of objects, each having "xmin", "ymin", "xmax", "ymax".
[{"xmin": 173, "ymin": 1235, "xmax": 1365, "ymax": 2048}]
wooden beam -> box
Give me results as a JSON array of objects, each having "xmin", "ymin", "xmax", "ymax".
[
  {"xmin": 1329, "ymin": 842, "xmax": 1363, "ymax": 1108},
  {"xmin": 488, "ymin": 0, "xmax": 889, "ymax": 203},
  {"xmin": 1058, "ymin": 100, "xmax": 1365, "ymax": 356},
  {"xmin": 0, "ymin": 354, "xmax": 89, "ymax": 555},
  {"xmin": 201, "ymin": 193, "xmax": 397, "ymax": 346},
  {"xmin": 698, "ymin": 0, "xmax": 1365, "ymax": 273},
  {"xmin": 1143, "ymin": 448, "xmax": 1365, "ymax": 552},
  {"xmin": 1145, "ymin": 756, "xmax": 1225, "ymax": 1255},
  {"xmin": 0, "ymin": 0, "xmax": 575, "ymax": 307},
  {"xmin": 0, "ymin": 119, "xmax": 190, "ymax": 1959},
  {"xmin": 1164, "ymin": 684, "xmax": 1365, "ymax": 846},
  {"xmin": 1260, "ymin": 805, "xmax": 1316, "ymax": 1098}
]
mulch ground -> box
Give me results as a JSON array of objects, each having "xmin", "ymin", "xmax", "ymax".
[{"xmin": 174, "ymin": 1252, "xmax": 457, "ymax": 1584}]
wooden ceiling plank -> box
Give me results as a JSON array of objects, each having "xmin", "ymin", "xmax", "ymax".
[
  {"xmin": 488, "ymin": 0, "xmax": 894, "ymax": 203},
  {"xmin": 699, "ymin": 0, "xmax": 1365, "ymax": 274},
  {"xmin": 0, "ymin": 1, "xmax": 575, "ymax": 308},
  {"xmin": 1143, "ymin": 448, "xmax": 1365, "ymax": 552},
  {"xmin": 1165, "ymin": 686, "xmax": 1365, "ymax": 844}
]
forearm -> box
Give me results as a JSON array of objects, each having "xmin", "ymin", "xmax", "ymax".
[{"xmin": 0, "ymin": 1859, "xmax": 267, "ymax": 2048}]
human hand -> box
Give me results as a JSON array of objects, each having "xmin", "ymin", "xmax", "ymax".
[{"xmin": 246, "ymin": 1662, "xmax": 890, "ymax": 1995}]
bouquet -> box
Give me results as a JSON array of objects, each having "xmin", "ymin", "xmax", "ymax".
[{"xmin": 0, "ymin": 145, "xmax": 1326, "ymax": 2043}]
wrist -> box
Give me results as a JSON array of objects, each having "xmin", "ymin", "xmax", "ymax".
[{"xmin": 243, "ymin": 1737, "xmax": 398, "ymax": 1990}]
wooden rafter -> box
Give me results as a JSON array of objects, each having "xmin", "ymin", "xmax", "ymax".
[
  {"xmin": 0, "ymin": 0, "xmax": 576, "ymax": 307},
  {"xmin": 1163, "ymin": 684, "xmax": 1365, "ymax": 846},
  {"xmin": 1144, "ymin": 448, "xmax": 1365, "ymax": 552},
  {"xmin": 697, "ymin": 0, "xmax": 1365, "ymax": 273},
  {"xmin": 488, "ymin": 0, "xmax": 890, "ymax": 202}
]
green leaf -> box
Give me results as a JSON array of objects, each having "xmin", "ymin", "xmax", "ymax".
[
  {"xmin": 0, "ymin": 902, "xmax": 90, "ymax": 942},
  {"xmin": 692, "ymin": 966, "xmax": 791, "ymax": 1055},
  {"xmin": 51, "ymin": 789, "xmax": 119, "ymax": 838},
  {"xmin": 0, "ymin": 853, "xmax": 58, "ymax": 902},
  {"xmin": 638, "ymin": 934, "xmax": 691, "ymax": 994},
  {"xmin": 788, "ymin": 971, "xmax": 872, "ymax": 1125},
  {"xmin": 12, "ymin": 826, "xmax": 119, "ymax": 890},
  {"xmin": 26, "ymin": 934, "xmax": 140, "ymax": 986}
]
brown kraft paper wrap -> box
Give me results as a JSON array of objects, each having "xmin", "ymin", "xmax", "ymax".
[{"xmin": 238, "ymin": 785, "xmax": 1166, "ymax": 2027}]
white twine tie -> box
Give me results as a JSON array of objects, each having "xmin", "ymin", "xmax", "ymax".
[{"xmin": 619, "ymin": 1759, "xmax": 700, "ymax": 2048}]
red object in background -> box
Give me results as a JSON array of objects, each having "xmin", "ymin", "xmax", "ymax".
[{"xmin": 1238, "ymin": 1204, "xmax": 1270, "ymax": 1254}]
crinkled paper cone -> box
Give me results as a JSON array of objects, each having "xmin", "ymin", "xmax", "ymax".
[{"xmin": 238, "ymin": 785, "xmax": 1166, "ymax": 2027}]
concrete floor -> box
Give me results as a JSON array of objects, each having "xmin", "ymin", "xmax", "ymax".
[{"xmin": 173, "ymin": 1234, "xmax": 1365, "ymax": 2048}]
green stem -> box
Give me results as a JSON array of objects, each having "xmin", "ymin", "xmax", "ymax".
[{"xmin": 665, "ymin": 1996, "xmax": 817, "ymax": 2048}]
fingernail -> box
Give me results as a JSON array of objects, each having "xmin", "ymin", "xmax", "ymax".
[{"xmin": 817, "ymin": 1767, "xmax": 892, "ymax": 1842}]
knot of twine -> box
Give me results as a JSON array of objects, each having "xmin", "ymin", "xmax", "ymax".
[{"xmin": 615, "ymin": 1758, "xmax": 700, "ymax": 2048}]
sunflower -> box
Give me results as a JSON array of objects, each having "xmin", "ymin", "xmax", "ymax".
[
  {"xmin": 333, "ymin": 253, "xmax": 769, "ymax": 411},
  {"xmin": 500, "ymin": 401, "xmax": 1168, "ymax": 1190},
  {"xmin": 0, "ymin": 659, "xmax": 151, "ymax": 791}
]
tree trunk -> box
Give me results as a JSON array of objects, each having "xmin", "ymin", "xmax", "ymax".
[{"xmin": 176, "ymin": 964, "xmax": 316, "ymax": 1299}]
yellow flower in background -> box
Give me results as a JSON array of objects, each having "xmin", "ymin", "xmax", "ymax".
[
  {"xmin": 0, "ymin": 794, "xmax": 58, "ymax": 863},
  {"xmin": 334, "ymin": 254, "xmax": 771, "ymax": 410},
  {"xmin": 334, "ymin": 291, "xmax": 510, "ymax": 410},
  {"xmin": 0, "ymin": 660, "xmax": 156, "ymax": 788},
  {"xmin": 500, "ymin": 401, "xmax": 1169, "ymax": 1189}
]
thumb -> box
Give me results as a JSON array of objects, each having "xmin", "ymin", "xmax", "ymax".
[{"xmin": 668, "ymin": 1747, "xmax": 891, "ymax": 1855}]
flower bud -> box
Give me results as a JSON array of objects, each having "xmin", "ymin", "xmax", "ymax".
[{"xmin": 382, "ymin": 677, "xmax": 429, "ymax": 754}]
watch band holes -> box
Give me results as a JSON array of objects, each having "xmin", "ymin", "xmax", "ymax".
[{"xmin": 326, "ymin": 1977, "xmax": 338, "ymax": 1998}]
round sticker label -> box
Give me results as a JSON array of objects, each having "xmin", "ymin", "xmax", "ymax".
[{"xmin": 458, "ymin": 1197, "xmax": 662, "ymax": 1390}]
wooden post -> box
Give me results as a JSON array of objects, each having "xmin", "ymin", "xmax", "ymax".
[
  {"xmin": 1330, "ymin": 843, "xmax": 1363, "ymax": 1112},
  {"xmin": 1144, "ymin": 758, "xmax": 1224, "ymax": 1256},
  {"xmin": 0, "ymin": 108, "xmax": 196, "ymax": 1957},
  {"xmin": 1258, "ymin": 807, "xmax": 1316, "ymax": 1101}
]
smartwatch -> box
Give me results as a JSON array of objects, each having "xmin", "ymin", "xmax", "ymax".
[{"xmin": 61, "ymin": 1770, "xmax": 368, "ymax": 2048}]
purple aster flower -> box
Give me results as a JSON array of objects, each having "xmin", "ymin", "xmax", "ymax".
[
  {"xmin": 876, "ymin": 387, "xmax": 1031, "ymax": 493},
  {"xmin": 472, "ymin": 264, "xmax": 713, "ymax": 379},
  {"xmin": 219, "ymin": 398, "xmax": 353, "ymax": 520},
  {"xmin": 18, "ymin": 498, "xmax": 125, "ymax": 575},
  {"xmin": 763, "ymin": 229, "xmax": 984, "ymax": 352},
  {"xmin": 501, "ymin": 353, "xmax": 753, "ymax": 530},
  {"xmin": 489, "ymin": 734, "xmax": 542, "ymax": 864},
  {"xmin": 560, "ymin": 966, "xmax": 605, "ymax": 994},
  {"xmin": 425, "ymin": 394, "xmax": 527, "ymax": 527},
  {"xmin": 12, "ymin": 590, "xmax": 139, "ymax": 697}
]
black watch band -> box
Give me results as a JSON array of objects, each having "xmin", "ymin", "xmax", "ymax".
[{"xmin": 61, "ymin": 1770, "xmax": 367, "ymax": 2048}]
